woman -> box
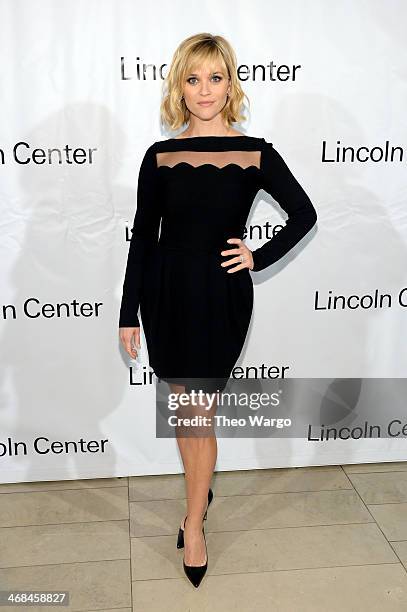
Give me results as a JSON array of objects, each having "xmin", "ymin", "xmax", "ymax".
[{"xmin": 119, "ymin": 33, "xmax": 317, "ymax": 588}]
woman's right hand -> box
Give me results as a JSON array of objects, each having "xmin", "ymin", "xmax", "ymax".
[{"xmin": 119, "ymin": 327, "xmax": 141, "ymax": 359}]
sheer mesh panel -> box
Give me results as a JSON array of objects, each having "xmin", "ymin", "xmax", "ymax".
[{"xmin": 156, "ymin": 150, "xmax": 261, "ymax": 169}]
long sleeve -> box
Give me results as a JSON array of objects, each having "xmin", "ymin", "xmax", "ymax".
[
  {"xmin": 251, "ymin": 141, "xmax": 317, "ymax": 271},
  {"xmin": 119, "ymin": 143, "xmax": 161, "ymax": 327}
]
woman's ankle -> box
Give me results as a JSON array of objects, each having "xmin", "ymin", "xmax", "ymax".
[{"xmin": 185, "ymin": 516, "xmax": 204, "ymax": 530}]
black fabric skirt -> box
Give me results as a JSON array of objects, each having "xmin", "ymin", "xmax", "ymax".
[{"xmin": 140, "ymin": 243, "xmax": 254, "ymax": 393}]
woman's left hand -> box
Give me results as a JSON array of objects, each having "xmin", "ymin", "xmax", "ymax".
[{"xmin": 220, "ymin": 238, "xmax": 254, "ymax": 273}]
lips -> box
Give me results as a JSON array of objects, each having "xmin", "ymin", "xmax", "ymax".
[{"xmin": 198, "ymin": 101, "xmax": 214, "ymax": 106}]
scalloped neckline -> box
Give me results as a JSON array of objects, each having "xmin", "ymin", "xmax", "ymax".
[{"xmin": 157, "ymin": 161, "xmax": 260, "ymax": 171}]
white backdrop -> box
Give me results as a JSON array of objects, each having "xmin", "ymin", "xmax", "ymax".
[{"xmin": 1, "ymin": 0, "xmax": 406, "ymax": 484}]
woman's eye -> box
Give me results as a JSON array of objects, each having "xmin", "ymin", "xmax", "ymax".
[{"xmin": 186, "ymin": 76, "xmax": 223, "ymax": 85}]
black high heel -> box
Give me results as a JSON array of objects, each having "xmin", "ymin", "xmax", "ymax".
[
  {"xmin": 177, "ymin": 487, "xmax": 213, "ymax": 549},
  {"xmin": 182, "ymin": 516, "xmax": 208, "ymax": 588}
]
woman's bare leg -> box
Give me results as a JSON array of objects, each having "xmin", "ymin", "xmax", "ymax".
[{"xmin": 169, "ymin": 382, "xmax": 218, "ymax": 565}]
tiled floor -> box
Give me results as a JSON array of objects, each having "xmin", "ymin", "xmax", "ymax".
[{"xmin": 1, "ymin": 462, "xmax": 407, "ymax": 611}]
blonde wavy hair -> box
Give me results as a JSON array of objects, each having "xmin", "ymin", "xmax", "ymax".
[{"xmin": 160, "ymin": 33, "xmax": 249, "ymax": 132}]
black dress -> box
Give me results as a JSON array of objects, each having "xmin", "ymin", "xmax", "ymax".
[{"xmin": 119, "ymin": 135, "xmax": 317, "ymax": 392}]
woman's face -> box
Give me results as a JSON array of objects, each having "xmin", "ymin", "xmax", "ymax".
[{"xmin": 182, "ymin": 63, "xmax": 230, "ymax": 121}]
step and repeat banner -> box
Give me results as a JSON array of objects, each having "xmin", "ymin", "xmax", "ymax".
[{"xmin": 1, "ymin": 0, "xmax": 406, "ymax": 483}]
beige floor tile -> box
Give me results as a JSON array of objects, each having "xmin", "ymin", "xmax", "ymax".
[
  {"xmin": 0, "ymin": 559, "xmax": 131, "ymax": 611},
  {"xmin": 0, "ymin": 477, "xmax": 127, "ymax": 494},
  {"xmin": 130, "ymin": 522, "xmax": 396, "ymax": 581},
  {"xmin": 348, "ymin": 472, "xmax": 407, "ymax": 504},
  {"xmin": 132, "ymin": 564, "xmax": 407, "ymax": 612},
  {"xmin": 207, "ymin": 466, "xmax": 350, "ymax": 496},
  {"xmin": 207, "ymin": 522, "xmax": 397, "ymax": 575},
  {"xmin": 130, "ymin": 489, "xmax": 373, "ymax": 537},
  {"xmin": 131, "ymin": 535, "xmax": 177, "ymax": 581},
  {"xmin": 343, "ymin": 461, "xmax": 407, "ymax": 473},
  {"xmin": 129, "ymin": 474, "xmax": 185, "ymax": 502},
  {"xmin": 391, "ymin": 541, "xmax": 407, "ymax": 569},
  {"xmin": 0, "ymin": 486, "xmax": 128, "ymax": 528},
  {"xmin": 369, "ymin": 503, "xmax": 407, "ymax": 541},
  {"xmin": 204, "ymin": 490, "xmax": 373, "ymax": 532},
  {"xmin": 130, "ymin": 498, "xmax": 184, "ymax": 537},
  {"xmin": 0, "ymin": 520, "xmax": 130, "ymax": 568}
]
